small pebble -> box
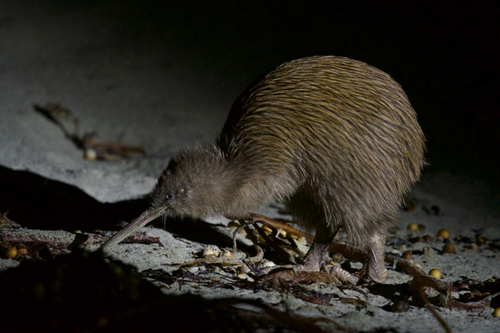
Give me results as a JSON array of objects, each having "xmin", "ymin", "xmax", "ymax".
[
  {"xmin": 391, "ymin": 300, "xmax": 410, "ymax": 313},
  {"xmin": 222, "ymin": 250, "xmax": 233, "ymax": 259},
  {"xmin": 469, "ymin": 243, "xmax": 478, "ymax": 250},
  {"xmin": 442, "ymin": 243, "xmax": 456, "ymax": 254},
  {"xmin": 241, "ymin": 265, "xmax": 252, "ymax": 274},
  {"xmin": 203, "ymin": 247, "xmax": 220, "ymax": 258},
  {"xmin": 187, "ymin": 266, "xmax": 199, "ymax": 273},
  {"xmin": 437, "ymin": 229, "xmax": 450, "ymax": 239},
  {"xmin": 423, "ymin": 235, "xmax": 434, "ymax": 242},
  {"xmin": 259, "ymin": 259, "xmax": 276, "ymax": 268},
  {"xmin": 402, "ymin": 251, "xmax": 413, "ymax": 259},
  {"xmin": 237, "ymin": 273, "xmax": 254, "ymax": 282},
  {"xmin": 429, "ymin": 269, "xmax": 441, "ymax": 279},
  {"xmin": 422, "ymin": 246, "xmax": 433, "ymax": 256}
]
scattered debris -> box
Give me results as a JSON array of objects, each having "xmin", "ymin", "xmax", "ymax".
[
  {"xmin": 34, "ymin": 102, "xmax": 146, "ymax": 161},
  {"xmin": 1, "ymin": 203, "xmax": 499, "ymax": 332}
]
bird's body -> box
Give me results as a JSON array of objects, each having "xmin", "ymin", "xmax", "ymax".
[{"xmin": 102, "ymin": 56, "xmax": 425, "ymax": 283}]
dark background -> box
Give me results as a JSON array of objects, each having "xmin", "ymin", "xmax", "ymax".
[
  {"xmin": 1, "ymin": 0, "xmax": 499, "ymax": 230},
  {"xmin": 107, "ymin": 0, "xmax": 500, "ymax": 183}
]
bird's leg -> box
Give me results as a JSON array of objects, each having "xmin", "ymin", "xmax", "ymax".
[
  {"xmin": 301, "ymin": 222, "xmax": 336, "ymax": 271},
  {"xmin": 260, "ymin": 222, "xmax": 359, "ymax": 285},
  {"xmin": 364, "ymin": 230, "xmax": 389, "ymax": 283}
]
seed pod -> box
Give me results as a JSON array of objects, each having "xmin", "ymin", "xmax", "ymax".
[
  {"xmin": 437, "ymin": 229, "xmax": 450, "ymax": 239},
  {"xmin": 407, "ymin": 223, "xmax": 418, "ymax": 231},
  {"xmin": 494, "ymin": 307, "xmax": 500, "ymax": 318},
  {"xmin": 429, "ymin": 269, "xmax": 441, "ymax": 279},
  {"xmin": 6, "ymin": 247, "xmax": 17, "ymax": 258}
]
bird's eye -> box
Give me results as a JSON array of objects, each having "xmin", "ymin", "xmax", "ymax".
[{"xmin": 166, "ymin": 194, "xmax": 175, "ymax": 200}]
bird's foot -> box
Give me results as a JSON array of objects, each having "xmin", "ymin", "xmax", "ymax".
[{"xmin": 259, "ymin": 263, "xmax": 359, "ymax": 287}]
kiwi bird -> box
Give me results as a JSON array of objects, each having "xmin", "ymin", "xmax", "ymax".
[{"xmin": 100, "ymin": 56, "xmax": 425, "ymax": 283}]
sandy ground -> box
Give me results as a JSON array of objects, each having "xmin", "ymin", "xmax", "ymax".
[
  {"xmin": 1, "ymin": 1, "xmax": 499, "ymax": 332},
  {"xmin": 1, "ymin": 173, "xmax": 499, "ymax": 332}
]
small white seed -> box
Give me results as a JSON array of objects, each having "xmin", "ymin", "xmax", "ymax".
[
  {"xmin": 84, "ymin": 149, "xmax": 97, "ymax": 160},
  {"xmin": 187, "ymin": 266, "xmax": 199, "ymax": 273}
]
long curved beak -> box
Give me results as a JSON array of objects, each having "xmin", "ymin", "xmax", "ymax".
[{"xmin": 100, "ymin": 207, "xmax": 165, "ymax": 252}]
